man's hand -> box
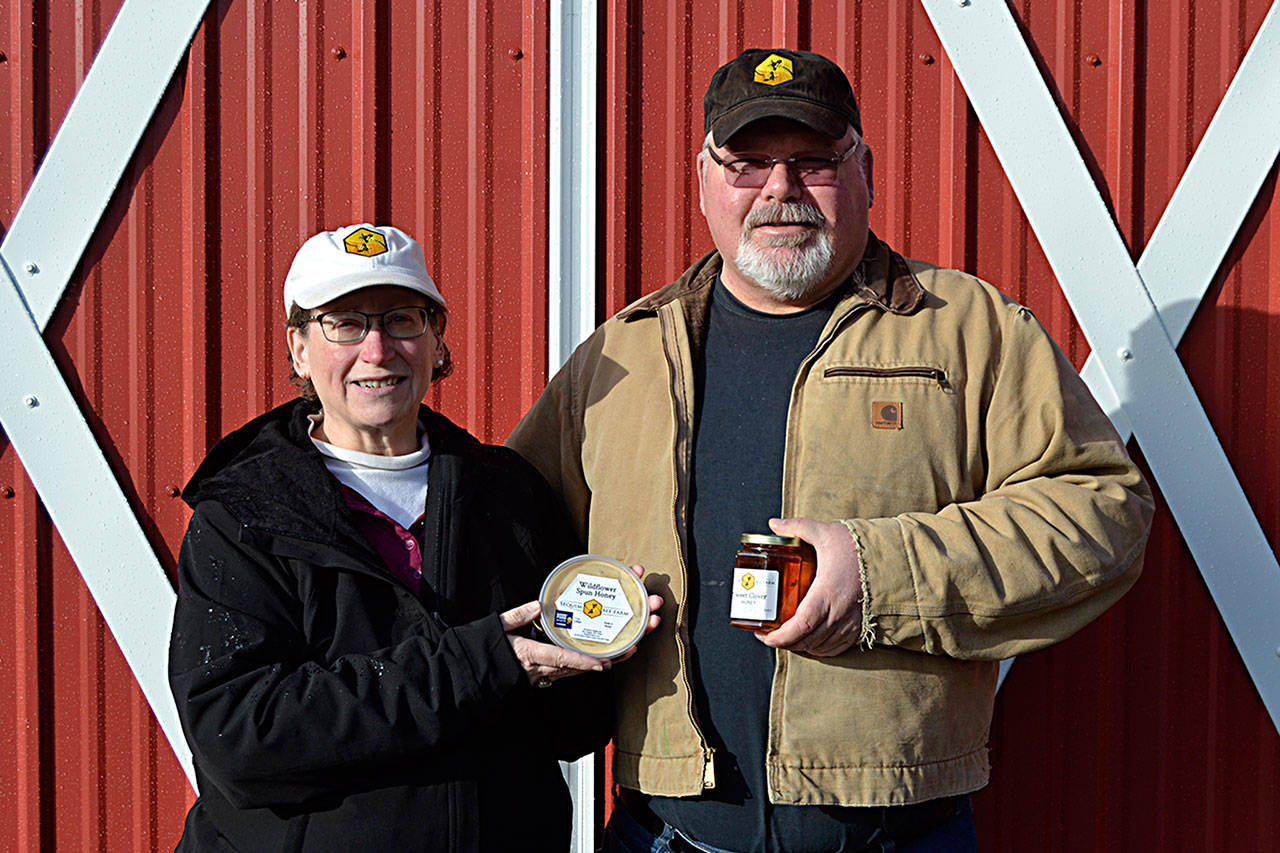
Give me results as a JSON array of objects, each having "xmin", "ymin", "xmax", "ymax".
[{"xmin": 757, "ymin": 517, "xmax": 864, "ymax": 657}]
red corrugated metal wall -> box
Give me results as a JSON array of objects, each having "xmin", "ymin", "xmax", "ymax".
[
  {"xmin": 2, "ymin": 0, "xmax": 553, "ymax": 847},
  {"xmin": 1, "ymin": 0, "xmax": 1277, "ymax": 849}
]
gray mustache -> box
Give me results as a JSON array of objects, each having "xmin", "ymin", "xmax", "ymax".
[{"xmin": 743, "ymin": 203, "xmax": 826, "ymax": 229}]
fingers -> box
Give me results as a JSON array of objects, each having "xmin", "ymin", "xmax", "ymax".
[
  {"xmin": 768, "ymin": 516, "xmax": 842, "ymax": 552},
  {"xmin": 758, "ymin": 597, "xmax": 824, "ymax": 650},
  {"xmin": 646, "ymin": 594, "xmax": 664, "ymax": 633},
  {"xmin": 768, "ymin": 515, "xmax": 813, "ymax": 541},
  {"xmin": 508, "ymin": 635, "xmax": 607, "ymax": 686},
  {"xmin": 759, "ymin": 604, "xmax": 857, "ymax": 656},
  {"xmin": 498, "ymin": 600, "xmax": 542, "ymax": 633},
  {"xmin": 627, "ymin": 565, "xmax": 664, "ymax": 635}
]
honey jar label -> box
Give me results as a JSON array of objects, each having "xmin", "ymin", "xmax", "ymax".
[
  {"xmin": 730, "ymin": 567, "xmax": 780, "ymax": 621},
  {"xmin": 553, "ymin": 572, "xmax": 636, "ymax": 644}
]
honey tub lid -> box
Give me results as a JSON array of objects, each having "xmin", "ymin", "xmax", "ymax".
[{"xmin": 537, "ymin": 554, "xmax": 648, "ymax": 660}]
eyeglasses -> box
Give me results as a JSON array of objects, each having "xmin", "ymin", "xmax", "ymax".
[
  {"xmin": 705, "ymin": 140, "xmax": 859, "ymax": 188},
  {"xmin": 304, "ymin": 306, "xmax": 435, "ymax": 343}
]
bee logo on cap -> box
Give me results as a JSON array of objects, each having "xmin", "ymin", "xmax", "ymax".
[
  {"xmin": 343, "ymin": 227, "xmax": 388, "ymax": 257},
  {"xmin": 754, "ymin": 54, "xmax": 794, "ymax": 86}
]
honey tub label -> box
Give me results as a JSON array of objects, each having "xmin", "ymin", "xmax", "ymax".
[{"xmin": 554, "ymin": 573, "xmax": 635, "ymax": 644}]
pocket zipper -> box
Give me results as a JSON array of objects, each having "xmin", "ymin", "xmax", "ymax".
[{"xmin": 823, "ymin": 366, "xmax": 950, "ymax": 389}]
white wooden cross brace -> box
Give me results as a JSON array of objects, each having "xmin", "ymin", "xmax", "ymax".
[
  {"xmin": 922, "ymin": 0, "xmax": 1280, "ymax": 732},
  {"xmin": 0, "ymin": 0, "xmax": 212, "ymax": 786}
]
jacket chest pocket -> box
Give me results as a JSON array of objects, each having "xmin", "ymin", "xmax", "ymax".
[{"xmin": 791, "ymin": 362, "xmax": 972, "ymax": 518}]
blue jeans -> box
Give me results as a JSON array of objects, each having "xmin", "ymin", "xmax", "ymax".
[{"xmin": 602, "ymin": 796, "xmax": 978, "ymax": 853}]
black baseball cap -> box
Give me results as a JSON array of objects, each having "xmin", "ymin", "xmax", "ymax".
[{"xmin": 704, "ymin": 48, "xmax": 862, "ymax": 147}]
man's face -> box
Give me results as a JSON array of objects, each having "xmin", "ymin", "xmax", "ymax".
[{"xmin": 698, "ymin": 117, "xmax": 873, "ymax": 312}]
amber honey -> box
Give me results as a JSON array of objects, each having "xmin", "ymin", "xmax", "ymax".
[{"xmin": 729, "ymin": 534, "xmax": 817, "ymax": 631}]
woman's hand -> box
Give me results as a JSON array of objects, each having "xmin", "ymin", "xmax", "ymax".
[
  {"xmin": 501, "ymin": 601, "xmax": 608, "ymax": 686},
  {"xmin": 501, "ymin": 564, "xmax": 663, "ymax": 687}
]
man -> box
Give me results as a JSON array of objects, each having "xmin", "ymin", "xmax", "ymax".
[{"xmin": 509, "ymin": 49, "xmax": 1153, "ymax": 851}]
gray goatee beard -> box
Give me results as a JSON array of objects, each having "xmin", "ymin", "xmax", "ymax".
[{"xmin": 734, "ymin": 202, "xmax": 835, "ymax": 302}]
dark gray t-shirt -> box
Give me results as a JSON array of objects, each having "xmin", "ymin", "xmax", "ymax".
[{"xmin": 647, "ymin": 278, "xmax": 891, "ymax": 852}]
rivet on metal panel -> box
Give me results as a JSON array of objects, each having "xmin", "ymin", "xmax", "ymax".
[
  {"xmin": 332, "ymin": 46, "xmax": 347, "ymax": 61},
  {"xmin": 24, "ymin": 261, "xmax": 38, "ymax": 274},
  {"xmin": 23, "ymin": 395, "xmax": 38, "ymax": 407},
  {"xmin": 1, "ymin": 486, "xmax": 14, "ymax": 499},
  {"xmin": 1117, "ymin": 349, "xmax": 1133, "ymax": 362},
  {"xmin": 509, "ymin": 48, "xmax": 524, "ymax": 61},
  {"xmin": 166, "ymin": 485, "xmax": 181, "ymax": 498},
  {"xmin": 919, "ymin": 53, "xmax": 935, "ymax": 65},
  {"xmin": 1085, "ymin": 54, "xmax": 1102, "ymax": 67}
]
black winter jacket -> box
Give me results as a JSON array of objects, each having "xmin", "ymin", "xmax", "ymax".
[{"xmin": 169, "ymin": 399, "xmax": 609, "ymax": 851}]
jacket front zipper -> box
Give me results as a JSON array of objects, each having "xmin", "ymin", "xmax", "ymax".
[{"xmin": 661, "ymin": 302, "xmax": 717, "ymax": 791}]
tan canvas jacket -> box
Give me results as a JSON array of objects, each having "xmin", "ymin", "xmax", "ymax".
[{"xmin": 508, "ymin": 235, "xmax": 1153, "ymax": 806}]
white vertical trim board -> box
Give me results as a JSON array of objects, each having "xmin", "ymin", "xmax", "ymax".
[
  {"xmin": 0, "ymin": 0, "xmax": 214, "ymax": 787},
  {"xmin": 549, "ymin": 0, "xmax": 600, "ymax": 372},
  {"xmin": 549, "ymin": 2, "xmax": 600, "ymax": 850},
  {"xmin": 922, "ymin": 0, "xmax": 1280, "ymax": 731}
]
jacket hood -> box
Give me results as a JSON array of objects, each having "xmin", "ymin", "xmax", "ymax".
[{"xmin": 183, "ymin": 399, "xmax": 480, "ymax": 547}]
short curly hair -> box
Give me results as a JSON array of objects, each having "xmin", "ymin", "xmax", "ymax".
[{"xmin": 285, "ymin": 301, "xmax": 453, "ymax": 401}]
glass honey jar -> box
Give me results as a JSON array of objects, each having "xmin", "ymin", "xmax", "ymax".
[{"xmin": 729, "ymin": 533, "xmax": 817, "ymax": 631}]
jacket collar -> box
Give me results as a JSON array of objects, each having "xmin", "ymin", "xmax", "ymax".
[
  {"xmin": 182, "ymin": 399, "xmax": 480, "ymax": 564},
  {"xmin": 617, "ymin": 230, "xmax": 925, "ymax": 320}
]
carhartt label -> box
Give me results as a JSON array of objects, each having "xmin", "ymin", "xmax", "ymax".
[
  {"xmin": 730, "ymin": 567, "xmax": 780, "ymax": 620},
  {"xmin": 872, "ymin": 401, "xmax": 903, "ymax": 430},
  {"xmin": 554, "ymin": 573, "xmax": 635, "ymax": 644}
]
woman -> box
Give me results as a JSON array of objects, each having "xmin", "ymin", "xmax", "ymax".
[{"xmin": 168, "ymin": 224, "xmax": 656, "ymax": 851}]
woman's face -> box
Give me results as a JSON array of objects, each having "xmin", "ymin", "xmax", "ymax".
[{"xmin": 287, "ymin": 285, "xmax": 441, "ymax": 455}]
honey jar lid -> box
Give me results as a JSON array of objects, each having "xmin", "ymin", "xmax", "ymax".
[{"xmin": 740, "ymin": 533, "xmax": 800, "ymax": 546}]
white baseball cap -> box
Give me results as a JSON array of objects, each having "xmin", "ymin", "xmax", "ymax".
[{"xmin": 282, "ymin": 223, "xmax": 446, "ymax": 313}]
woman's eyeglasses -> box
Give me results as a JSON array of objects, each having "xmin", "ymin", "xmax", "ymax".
[{"xmin": 304, "ymin": 306, "xmax": 434, "ymax": 343}]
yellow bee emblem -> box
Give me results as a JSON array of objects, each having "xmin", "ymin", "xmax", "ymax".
[
  {"xmin": 344, "ymin": 227, "xmax": 388, "ymax": 257},
  {"xmin": 740, "ymin": 573, "xmax": 755, "ymax": 590},
  {"xmin": 754, "ymin": 54, "xmax": 793, "ymax": 86},
  {"xmin": 583, "ymin": 599, "xmax": 603, "ymax": 618}
]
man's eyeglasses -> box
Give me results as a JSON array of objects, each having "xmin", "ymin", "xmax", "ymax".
[
  {"xmin": 705, "ymin": 140, "xmax": 859, "ymax": 188},
  {"xmin": 304, "ymin": 306, "xmax": 435, "ymax": 343}
]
